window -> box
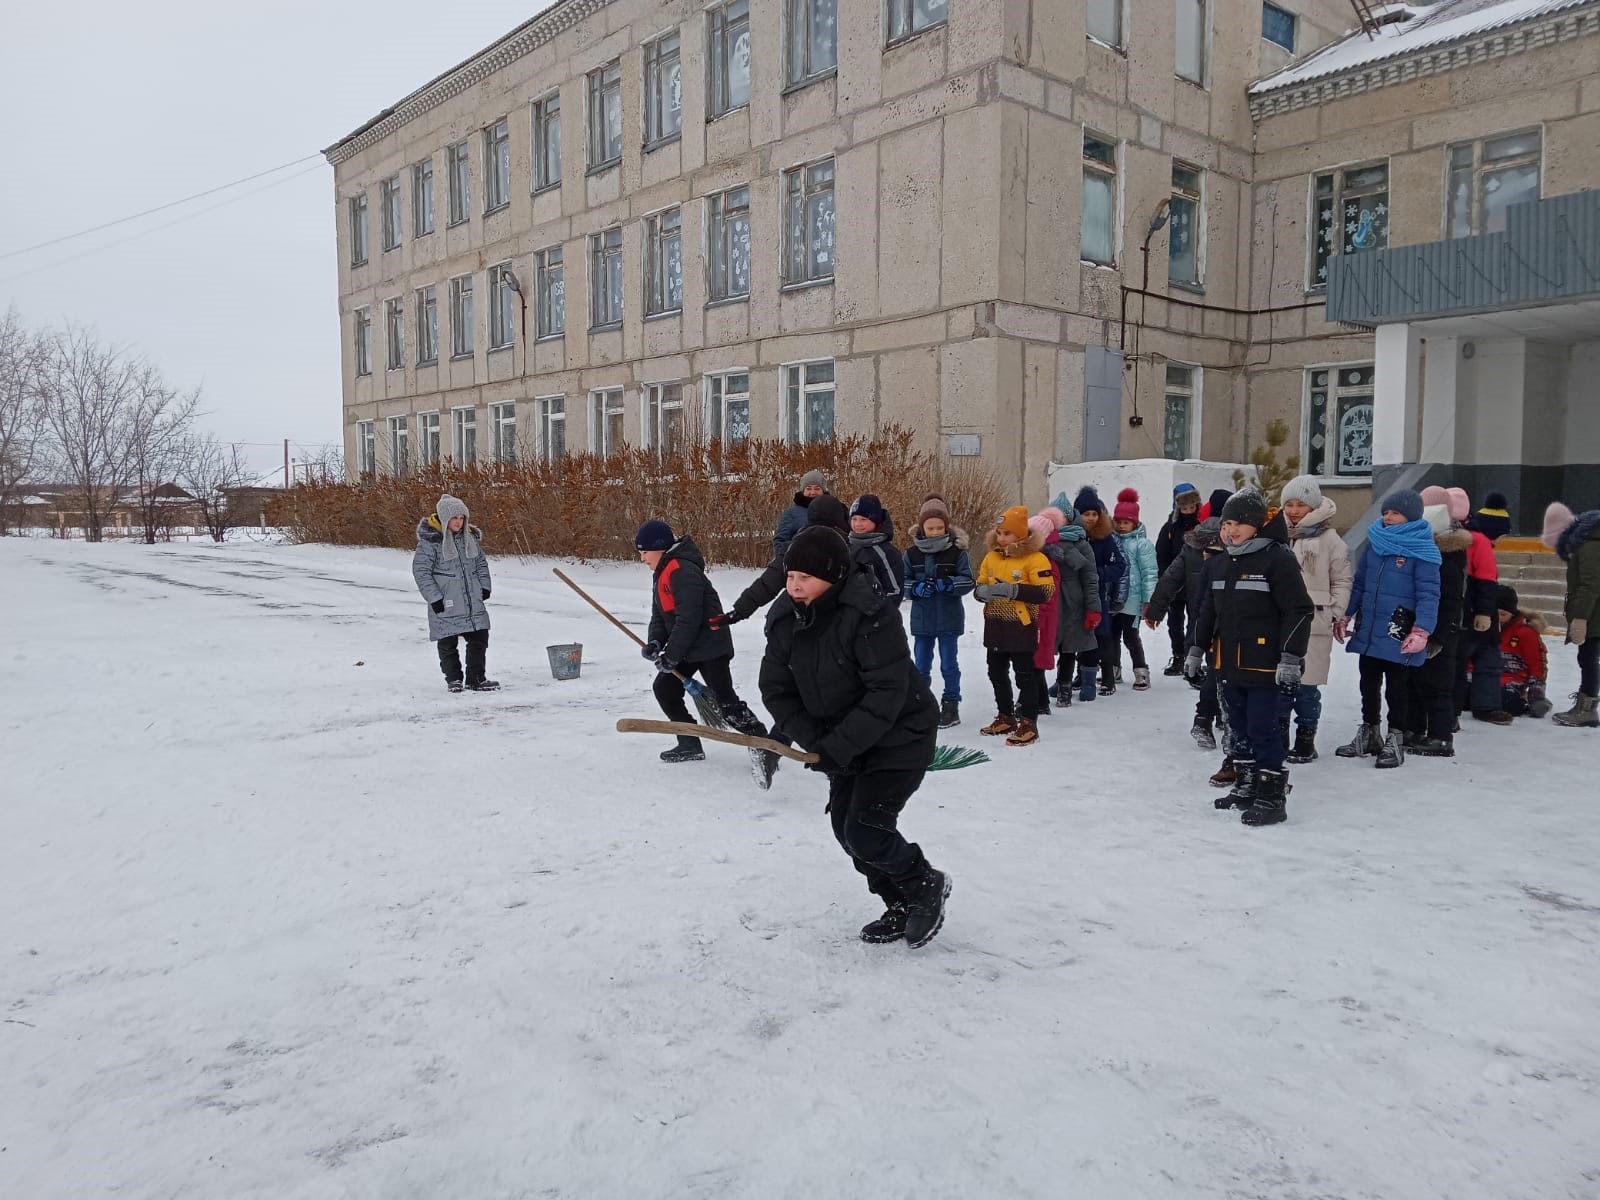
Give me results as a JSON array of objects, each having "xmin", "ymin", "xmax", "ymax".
[
  {"xmin": 484, "ymin": 119, "xmax": 510, "ymax": 212},
  {"xmin": 536, "ymin": 246, "xmax": 565, "ymax": 338},
  {"xmin": 418, "ymin": 411, "xmax": 442, "ymax": 466},
  {"xmin": 348, "ymin": 193, "xmax": 368, "ymax": 265},
  {"xmin": 1175, "ymin": 0, "xmax": 1205, "ymax": 84},
  {"xmin": 538, "ymin": 396, "xmax": 567, "ymax": 461},
  {"xmin": 353, "ymin": 307, "xmax": 371, "ymax": 376},
  {"xmin": 1305, "ymin": 365, "xmax": 1374, "ymax": 478},
  {"xmin": 782, "ymin": 361, "xmax": 835, "ymax": 443},
  {"xmin": 357, "ymin": 420, "xmax": 376, "ymax": 476},
  {"xmin": 488, "ymin": 262, "xmax": 518, "ymax": 350},
  {"xmin": 1163, "ymin": 364, "xmax": 1197, "ymax": 460},
  {"xmin": 533, "ymin": 92, "xmax": 562, "ymax": 191},
  {"xmin": 452, "ymin": 407, "xmax": 478, "ymax": 466},
  {"xmin": 645, "ymin": 208, "xmax": 683, "ymax": 317},
  {"xmin": 380, "ymin": 176, "xmax": 402, "ymax": 251},
  {"xmin": 643, "ymin": 383, "xmax": 686, "ymax": 456},
  {"xmin": 450, "ymin": 274, "xmax": 474, "ymax": 358},
  {"xmin": 589, "ymin": 388, "xmax": 626, "ymax": 455},
  {"xmin": 644, "ymin": 32, "xmax": 683, "ymax": 146},
  {"xmin": 887, "ymin": 0, "xmax": 946, "ymax": 45},
  {"xmin": 1262, "ymin": 2, "xmax": 1295, "ymax": 51},
  {"xmin": 1169, "ymin": 162, "xmax": 1202, "ymax": 286},
  {"xmin": 1448, "ymin": 130, "xmax": 1540, "ymax": 239},
  {"xmin": 588, "ymin": 61, "xmax": 623, "ymax": 168},
  {"xmin": 1081, "ymin": 133, "xmax": 1117, "ymax": 266},
  {"xmin": 385, "ymin": 297, "xmax": 405, "ymax": 370},
  {"xmin": 416, "ymin": 285, "xmax": 438, "ymax": 364},
  {"xmin": 1310, "ymin": 163, "xmax": 1389, "ymax": 287},
  {"xmin": 490, "ymin": 402, "xmax": 517, "ymax": 464},
  {"xmin": 387, "ymin": 415, "xmax": 408, "ymax": 474},
  {"xmin": 708, "ymin": 1, "xmax": 751, "ymax": 118},
  {"xmin": 782, "ymin": 158, "xmax": 835, "ymax": 285},
  {"xmin": 447, "ymin": 141, "xmax": 471, "ymax": 224},
  {"xmin": 707, "ymin": 186, "xmax": 752, "ymax": 302},
  {"xmin": 1087, "ymin": 0, "xmax": 1121, "ymax": 47},
  {"xmin": 705, "ymin": 371, "xmax": 751, "ymax": 444},
  {"xmin": 590, "ymin": 227, "xmax": 624, "ymax": 329},
  {"xmin": 788, "ymin": 0, "xmax": 837, "ymax": 85},
  {"xmin": 413, "ymin": 159, "xmax": 435, "ymax": 236}
]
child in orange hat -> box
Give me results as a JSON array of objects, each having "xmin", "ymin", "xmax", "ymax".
[{"xmin": 973, "ymin": 505, "xmax": 1056, "ymax": 746}]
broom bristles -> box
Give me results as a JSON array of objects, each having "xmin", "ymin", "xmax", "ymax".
[
  {"xmin": 684, "ymin": 678, "xmax": 729, "ymax": 730},
  {"xmin": 929, "ymin": 744, "xmax": 989, "ymax": 771}
]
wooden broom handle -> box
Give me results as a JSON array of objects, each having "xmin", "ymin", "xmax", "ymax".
[{"xmin": 553, "ymin": 567, "xmax": 647, "ymax": 648}]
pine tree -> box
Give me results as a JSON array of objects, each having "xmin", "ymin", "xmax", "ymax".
[{"xmin": 1233, "ymin": 419, "xmax": 1300, "ymax": 502}]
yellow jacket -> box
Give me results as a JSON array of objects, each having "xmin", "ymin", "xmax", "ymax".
[{"xmin": 975, "ymin": 526, "xmax": 1055, "ymax": 629}]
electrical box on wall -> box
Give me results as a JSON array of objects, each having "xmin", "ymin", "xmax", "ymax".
[{"xmin": 947, "ymin": 434, "xmax": 981, "ymax": 457}]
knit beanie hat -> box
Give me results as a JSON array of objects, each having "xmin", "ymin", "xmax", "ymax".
[
  {"xmin": 1423, "ymin": 503, "xmax": 1451, "ymax": 536},
  {"xmin": 1204, "ymin": 488, "xmax": 1233, "ymax": 518},
  {"xmin": 1542, "ymin": 501, "xmax": 1576, "ymax": 549},
  {"xmin": 784, "ymin": 526, "xmax": 851, "ymax": 585},
  {"xmin": 849, "ymin": 494, "xmax": 887, "ymax": 528},
  {"xmin": 1074, "ymin": 486, "xmax": 1104, "ymax": 515},
  {"xmin": 1419, "ymin": 485, "xmax": 1450, "ymax": 510},
  {"xmin": 436, "ymin": 494, "xmax": 469, "ymax": 526},
  {"xmin": 1027, "ymin": 513, "xmax": 1056, "ymax": 543},
  {"xmin": 1445, "ymin": 487, "xmax": 1471, "ymax": 523},
  {"xmin": 997, "ymin": 504, "xmax": 1031, "ymax": 540},
  {"xmin": 1496, "ymin": 583, "xmax": 1519, "ymax": 613},
  {"xmin": 1280, "ymin": 475, "xmax": 1323, "ymax": 509},
  {"xmin": 1173, "ymin": 482, "xmax": 1199, "ymax": 506},
  {"xmin": 1380, "ymin": 488, "xmax": 1425, "ymax": 524},
  {"xmin": 435, "ymin": 494, "xmax": 478, "ymax": 561},
  {"xmin": 1220, "ymin": 488, "xmax": 1269, "ymax": 529},
  {"xmin": 806, "ymin": 494, "xmax": 850, "ymax": 533},
  {"xmin": 799, "ymin": 468, "xmax": 827, "ymax": 492},
  {"xmin": 634, "ymin": 519, "xmax": 675, "ymax": 552},
  {"xmin": 1113, "ymin": 487, "xmax": 1141, "ymax": 523},
  {"xmin": 1038, "ymin": 506, "xmax": 1069, "ymax": 530},
  {"xmin": 1474, "ymin": 491, "xmax": 1511, "ymax": 542},
  {"xmin": 918, "ymin": 494, "xmax": 951, "ymax": 527}
]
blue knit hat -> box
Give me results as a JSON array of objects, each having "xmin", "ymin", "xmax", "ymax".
[
  {"xmin": 1074, "ymin": 486, "xmax": 1104, "ymax": 515},
  {"xmin": 634, "ymin": 519, "xmax": 675, "ymax": 551},
  {"xmin": 1379, "ymin": 489, "xmax": 1424, "ymax": 523}
]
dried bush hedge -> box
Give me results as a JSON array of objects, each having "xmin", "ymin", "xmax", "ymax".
[{"xmin": 268, "ymin": 426, "xmax": 1010, "ymax": 568}]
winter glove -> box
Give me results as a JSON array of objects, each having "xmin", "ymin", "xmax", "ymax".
[
  {"xmin": 641, "ymin": 640, "xmax": 662, "ymax": 661},
  {"xmin": 708, "ymin": 611, "xmax": 740, "ymax": 633},
  {"xmin": 909, "ymin": 579, "xmax": 934, "ymax": 599},
  {"xmin": 1332, "ymin": 615, "xmax": 1352, "ymax": 643},
  {"xmin": 1084, "ymin": 611, "xmax": 1103, "ymax": 632},
  {"xmin": 1399, "ymin": 628, "xmax": 1430, "ymax": 657},
  {"xmin": 804, "ymin": 749, "xmax": 854, "ymax": 776},
  {"xmin": 978, "ymin": 580, "xmax": 1019, "ymax": 601},
  {"xmin": 1275, "ymin": 654, "xmax": 1303, "ymax": 694},
  {"xmin": 481, "ymin": 589, "xmax": 491, "ymax": 601},
  {"xmin": 934, "ymin": 576, "xmax": 954, "ymax": 593},
  {"xmin": 654, "ymin": 655, "xmax": 679, "ymax": 675},
  {"xmin": 972, "ymin": 584, "xmax": 994, "ymax": 602},
  {"xmin": 1183, "ymin": 647, "xmax": 1205, "ymax": 680},
  {"xmin": 430, "ymin": 599, "xmax": 445, "ymax": 614}
]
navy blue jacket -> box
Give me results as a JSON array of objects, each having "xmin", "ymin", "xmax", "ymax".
[{"xmin": 905, "ymin": 529, "xmax": 975, "ymax": 637}]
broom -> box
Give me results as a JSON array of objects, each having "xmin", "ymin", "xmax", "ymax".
[
  {"xmin": 554, "ymin": 567, "xmax": 728, "ymax": 729},
  {"xmin": 616, "ymin": 719, "xmax": 991, "ymax": 771}
]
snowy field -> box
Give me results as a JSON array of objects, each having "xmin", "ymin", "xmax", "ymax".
[{"xmin": 3, "ymin": 536, "xmax": 1597, "ymax": 1200}]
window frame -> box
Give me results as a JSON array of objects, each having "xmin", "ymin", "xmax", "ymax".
[
  {"xmin": 415, "ymin": 285, "xmax": 438, "ymax": 365},
  {"xmin": 1168, "ymin": 161, "xmax": 1203, "ymax": 289},
  {"xmin": 537, "ymin": 395, "xmax": 567, "ymax": 462},
  {"xmin": 1262, "ymin": 2, "xmax": 1296, "ymax": 51},
  {"xmin": 707, "ymin": 185, "xmax": 753, "ymax": 304},
  {"xmin": 451, "ymin": 406, "xmax": 478, "ymax": 467},
  {"xmin": 348, "ymin": 193, "xmax": 369, "ymax": 266},
  {"xmin": 412, "ymin": 158, "xmax": 435, "ymax": 237},
  {"xmin": 642, "ymin": 382, "xmax": 687, "ymax": 457},
  {"xmin": 787, "ymin": 0, "xmax": 838, "ymax": 88},
  {"xmin": 483, "ymin": 118, "xmax": 511, "ymax": 214},
  {"xmin": 643, "ymin": 30, "xmax": 683, "ymax": 149},
  {"xmin": 384, "ymin": 296, "xmax": 405, "ymax": 371},
  {"xmin": 708, "ymin": 0, "xmax": 752, "ymax": 120},
  {"xmin": 1446, "ymin": 129, "xmax": 1542, "ymax": 240},
  {"xmin": 589, "ymin": 227, "xmax": 625, "ymax": 331},
  {"xmin": 1086, "ymin": 0, "xmax": 1122, "ymax": 49},
  {"xmin": 780, "ymin": 359, "xmax": 836, "ymax": 444},
  {"xmin": 356, "ymin": 419, "xmax": 377, "ymax": 476},
  {"xmin": 449, "ymin": 274, "xmax": 474, "ymax": 359},
  {"xmin": 704, "ymin": 370, "xmax": 752, "ymax": 446},
  {"xmin": 447, "ymin": 141, "xmax": 471, "ymax": 226},
  {"xmin": 535, "ymin": 245, "xmax": 566, "ymax": 340},
  {"xmin": 532, "ymin": 91, "xmax": 563, "ymax": 192},
  {"xmin": 380, "ymin": 175, "xmax": 402, "ymax": 251},
  {"xmin": 490, "ymin": 401, "xmax": 518, "ymax": 465},
  {"xmin": 885, "ymin": 0, "xmax": 948, "ymax": 48},
  {"xmin": 781, "ymin": 157, "xmax": 836, "ymax": 288},
  {"xmin": 589, "ymin": 387, "xmax": 626, "ymax": 456},
  {"xmin": 1175, "ymin": 0, "xmax": 1207, "ymax": 86},
  {"xmin": 1308, "ymin": 160, "xmax": 1390, "ymax": 290},
  {"xmin": 353, "ymin": 307, "xmax": 372, "ymax": 376},
  {"xmin": 587, "ymin": 60, "xmax": 623, "ymax": 171},
  {"xmin": 1303, "ymin": 363, "xmax": 1376, "ymax": 481},
  {"xmin": 644, "ymin": 207, "xmax": 684, "ymax": 318},
  {"xmin": 487, "ymin": 262, "xmax": 518, "ymax": 351},
  {"xmin": 1162, "ymin": 363, "xmax": 1200, "ymax": 461},
  {"xmin": 1081, "ymin": 131, "xmax": 1118, "ymax": 267},
  {"xmin": 417, "ymin": 410, "xmax": 442, "ymax": 467},
  {"xmin": 387, "ymin": 415, "xmax": 409, "ymax": 474}
]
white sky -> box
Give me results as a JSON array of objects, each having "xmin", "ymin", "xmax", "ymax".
[{"xmin": 0, "ymin": 1, "xmax": 556, "ymax": 483}]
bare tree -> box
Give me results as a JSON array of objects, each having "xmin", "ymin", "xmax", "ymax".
[
  {"xmin": 0, "ymin": 309, "xmax": 49, "ymax": 535},
  {"xmin": 124, "ymin": 365, "xmax": 199, "ymax": 544},
  {"xmin": 179, "ymin": 435, "xmax": 252, "ymax": 543},
  {"xmin": 36, "ymin": 327, "xmax": 143, "ymax": 542}
]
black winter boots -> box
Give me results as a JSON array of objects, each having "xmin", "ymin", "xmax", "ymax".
[
  {"xmin": 938, "ymin": 698, "xmax": 961, "ymax": 728},
  {"xmin": 902, "ymin": 868, "xmax": 952, "ymax": 949},
  {"xmin": 660, "ymin": 736, "xmax": 706, "ymax": 763},
  {"xmin": 1286, "ymin": 725, "xmax": 1318, "ymax": 763},
  {"xmin": 1335, "ymin": 723, "xmax": 1381, "ymax": 758},
  {"xmin": 1374, "ymin": 728, "xmax": 1405, "ymax": 769},
  {"xmin": 860, "ymin": 902, "xmax": 909, "ymax": 943},
  {"xmin": 723, "ymin": 701, "xmax": 767, "ymax": 738},
  {"xmin": 1214, "ymin": 760, "xmax": 1255, "ymax": 810},
  {"xmin": 1191, "ymin": 716, "xmax": 1217, "ymax": 751},
  {"xmin": 1241, "ymin": 768, "xmax": 1289, "ymax": 826}
]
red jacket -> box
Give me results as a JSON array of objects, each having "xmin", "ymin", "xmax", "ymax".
[{"xmin": 1498, "ymin": 614, "xmax": 1547, "ymax": 689}]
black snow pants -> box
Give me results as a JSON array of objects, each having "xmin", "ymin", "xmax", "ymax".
[
  {"xmin": 828, "ymin": 767, "xmax": 930, "ymax": 904},
  {"xmin": 437, "ymin": 629, "xmax": 489, "ymax": 684}
]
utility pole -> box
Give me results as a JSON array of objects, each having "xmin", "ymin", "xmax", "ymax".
[{"xmin": 283, "ymin": 438, "xmax": 290, "ymax": 489}]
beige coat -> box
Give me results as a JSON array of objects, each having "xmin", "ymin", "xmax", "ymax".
[{"xmin": 1286, "ymin": 497, "xmax": 1353, "ymax": 686}]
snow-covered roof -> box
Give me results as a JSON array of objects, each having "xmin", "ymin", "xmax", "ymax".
[{"xmin": 1251, "ymin": 0, "xmax": 1599, "ymax": 96}]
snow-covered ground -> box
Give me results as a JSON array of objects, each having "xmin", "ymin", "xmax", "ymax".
[{"xmin": 3, "ymin": 537, "xmax": 1597, "ymax": 1200}]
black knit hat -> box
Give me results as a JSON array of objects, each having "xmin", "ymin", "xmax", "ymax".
[
  {"xmin": 1474, "ymin": 491, "xmax": 1512, "ymax": 543},
  {"xmin": 849, "ymin": 494, "xmax": 887, "ymax": 527},
  {"xmin": 1496, "ymin": 584, "xmax": 1519, "ymax": 613},
  {"xmin": 635, "ymin": 519, "xmax": 675, "ymax": 551},
  {"xmin": 1220, "ymin": 489, "xmax": 1269, "ymax": 529},
  {"xmin": 1205, "ymin": 488, "xmax": 1233, "ymax": 518},
  {"xmin": 805, "ymin": 494, "xmax": 850, "ymax": 533},
  {"xmin": 784, "ymin": 526, "xmax": 852, "ymax": 585}
]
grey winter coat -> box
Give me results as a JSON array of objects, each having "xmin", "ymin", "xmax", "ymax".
[
  {"xmin": 1049, "ymin": 527, "xmax": 1102, "ymax": 655},
  {"xmin": 413, "ymin": 515, "xmax": 493, "ymax": 640}
]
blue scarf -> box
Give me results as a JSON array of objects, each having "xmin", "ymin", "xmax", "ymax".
[{"xmin": 1367, "ymin": 518, "xmax": 1442, "ymax": 564}]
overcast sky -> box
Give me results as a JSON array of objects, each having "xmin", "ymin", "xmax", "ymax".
[{"xmin": 0, "ymin": 0, "xmax": 556, "ymax": 483}]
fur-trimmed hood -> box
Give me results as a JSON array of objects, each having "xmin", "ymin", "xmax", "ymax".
[
  {"xmin": 1512, "ymin": 609, "xmax": 1549, "ymax": 634},
  {"xmin": 985, "ymin": 524, "xmax": 1048, "ymax": 557},
  {"xmin": 1184, "ymin": 515, "xmax": 1223, "ymax": 552},
  {"xmin": 1080, "ymin": 507, "xmax": 1116, "ymax": 541},
  {"xmin": 1434, "ymin": 526, "xmax": 1474, "ymax": 554}
]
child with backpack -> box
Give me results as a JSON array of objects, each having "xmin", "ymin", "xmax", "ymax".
[
  {"xmin": 905, "ymin": 495, "xmax": 975, "ymax": 728},
  {"xmin": 974, "ymin": 505, "xmax": 1056, "ymax": 747}
]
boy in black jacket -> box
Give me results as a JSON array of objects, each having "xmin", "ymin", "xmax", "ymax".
[
  {"xmin": 1186, "ymin": 491, "xmax": 1314, "ymax": 826},
  {"xmin": 1153, "ymin": 482, "xmax": 1202, "ymax": 673},
  {"xmin": 759, "ymin": 526, "xmax": 949, "ymax": 948}
]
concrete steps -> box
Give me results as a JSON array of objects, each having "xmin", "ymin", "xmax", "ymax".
[{"xmin": 1496, "ymin": 551, "xmax": 1567, "ymax": 632}]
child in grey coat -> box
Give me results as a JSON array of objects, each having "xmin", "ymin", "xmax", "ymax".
[{"xmin": 412, "ymin": 493, "xmax": 498, "ymax": 692}]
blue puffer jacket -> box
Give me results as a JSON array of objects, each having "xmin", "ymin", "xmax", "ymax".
[
  {"xmin": 905, "ymin": 528, "xmax": 975, "ymax": 636},
  {"xmin": 773, "ymin": 492, "xmax": 815, "ymax": 559},
  {"xmin": 1114, "ymin": 523, "xmax": 1159, "ymax": 616},
  {"xmin": 1344, "ymin": 519, "xmax": 1443, "ymax": 666}
]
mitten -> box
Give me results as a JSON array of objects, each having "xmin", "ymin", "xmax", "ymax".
[
  {"xmin": 430, "ymin": 599, "xmax": 445, "ymax": 614},
  {"xmin": 1275, "ymin": 654, "xmax": 1303, "ymax": 693},
  {"xmin": 641, "ymin": 640, "xmax": 662, "ymax": 661},
  {"xmin": 481, "ymin": 589, "xmax": 491, "ymax": 601},
  {"xmin": 986, "ymin": 580, "xmax": 1020, "ymax": 599},
  {"xmin": 1568, "ymin": 618, "xmax": 1589, "ymax": 645},
  {"xmin": 1083, "ymin": 610, "xmax": 1102, "ymax": 632}
]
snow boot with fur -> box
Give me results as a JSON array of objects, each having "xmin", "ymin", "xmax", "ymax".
[
  {"xmin": 1335, "ymin": 723, "xmax": 1380, "ymax": 758},
  {"xmin": 1241, "ymin": 768, "xmax": 1289, "ymax": 826}
]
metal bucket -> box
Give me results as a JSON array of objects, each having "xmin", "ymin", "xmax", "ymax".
[{"xmin": 546, "ymin": 643, "xmax": 583, "ymax": 681}]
